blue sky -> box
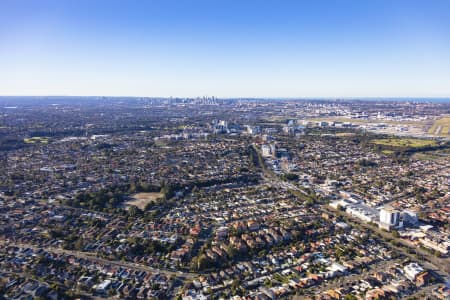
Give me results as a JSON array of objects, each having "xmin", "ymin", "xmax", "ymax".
[{"xmin": 1, "ymin": 0, "xmax": 450, "ymax": 98}]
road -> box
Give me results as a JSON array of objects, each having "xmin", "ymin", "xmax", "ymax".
[
  {"xmin": 323, "ymin": 206, "xmax": 450, "ymax": 276},
  {"xmin": 402, "ymin": 283, "xmax": 441, "ymax": 299},
  {"xmin": 0, "ymin": 268, "xmax": 106, "ymax": 300},
  {"xmin": 259, "ymin": 155, "xmax": 450, "ymax": 284},
  {"xmin": 310, "ymin": 259, "xmax": 401, "ymax": 293},
  {"xmin": 0, "ymin": 240, "xmax": 198, "ymax": 280},
  {"xmin": 259, "ymin": 154, "xmax": 450, "ymax": 277}
]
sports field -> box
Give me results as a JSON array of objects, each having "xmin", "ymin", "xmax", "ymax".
[{"xmin": 371, "ymin": 138, "xmax": 437, "ymax": 148}]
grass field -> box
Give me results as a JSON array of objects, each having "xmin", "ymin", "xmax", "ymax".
[
  {"xmin": 335, "ymin": 132, "xmax": 356, "ymax": 137},
  {"xmin": 371, "ymin": 138, "xmax": 437, "ymax": 148},
  {"xmin": 428, "ymin": 116, "xmax": 450, "ymax": 137},
  {"xmin": 125, "ymin": 192, "xmax": 163, "ymax": 210},
  {"xmin": 24, "ymin": 137, "xmax": 49, "ymax": 144}
]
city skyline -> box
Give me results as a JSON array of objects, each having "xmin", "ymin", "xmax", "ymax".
[{"xmin": 1, "ymin": 0, "xmax": 450, "ymax": 98}]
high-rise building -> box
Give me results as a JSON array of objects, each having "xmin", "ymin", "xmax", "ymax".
[
  {"xmin": 379, "ymin": 206, "xmax": 400, "ymax": 230},
  {"xmin": 270, "ymin": 144, "xmax": 277, "ymax": 158},
  {"xmin": 247, "ymin": 126, "xmax": 261, "ymax": 135},
  {"xmin": 261, "ymin": 144, "xmax": 272, "ymax": 157}
]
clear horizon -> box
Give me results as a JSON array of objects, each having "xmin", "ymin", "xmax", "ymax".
[{"xmin": 1, "ymin": 0, "xmax": 450, "ymax": 98}]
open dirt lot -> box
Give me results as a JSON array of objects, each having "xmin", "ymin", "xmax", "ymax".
[{"xmin": 125, "ymin": 192, "xmax": 163, "ymax": 210}]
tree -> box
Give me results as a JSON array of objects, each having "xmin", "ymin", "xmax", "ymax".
[
  {"xmin": 144, "ymin": 201, "xmax": 154, "ymax": 211},
  {"xmin": 231, "ymin": 279, "xmax": 241, "ymax": 295},
  {"xmin": 282, "ymin": 173, "xmax": 299, "ymax": 181},
  {"xmin": 74, "ymin": 239, "xmax": 84, "ymax": 251},
  {"xmin": 225, "ymin": 245, "xmax": 237, "ymax": 259},
  {"xmin": 195, "ymin": 255, "xmax": 209, "ymax": 271},
  {"xmin": 161, "ymin": 184, "xmax": 176, "ymax": 200},
  {"xmin": 127, "ymin": 205, "xmax": 143, "ymax": 218}
]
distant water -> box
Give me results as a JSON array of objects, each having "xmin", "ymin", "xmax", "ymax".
[
  {"xmin": 295, "ymin": 97, "xmax": 450, "ymax": 103},
  {"xmin": 368, "ymin": 98, "xmax": 450, "ymax": 103}
]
